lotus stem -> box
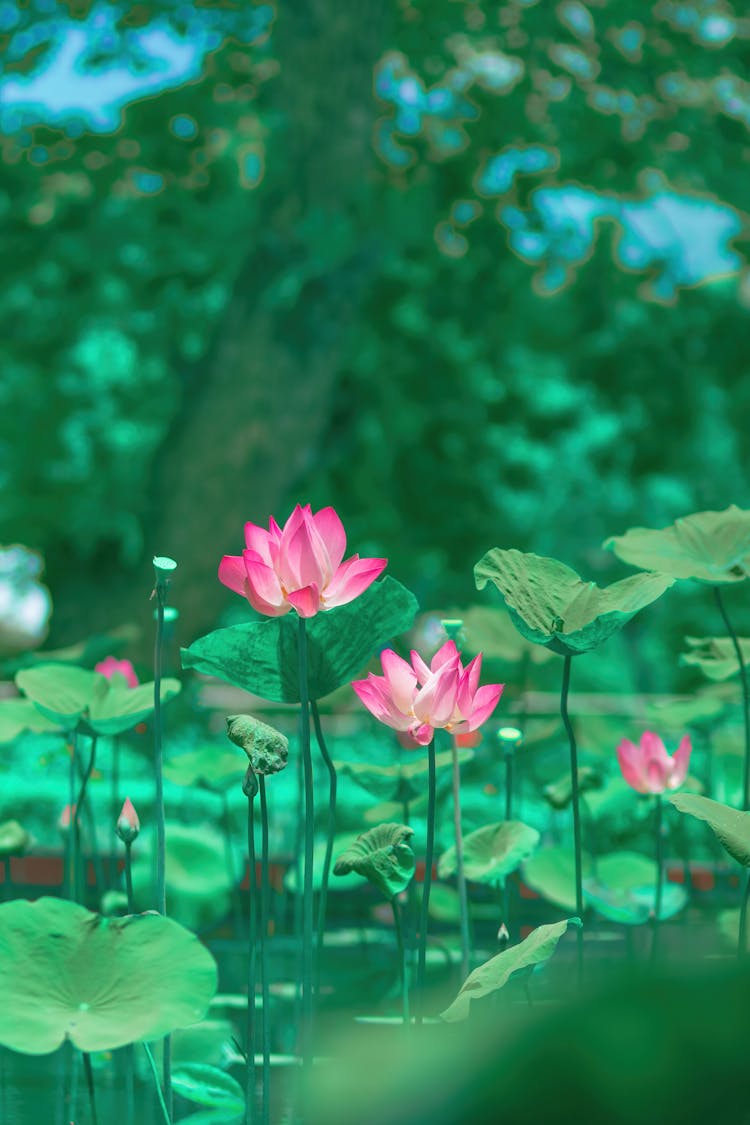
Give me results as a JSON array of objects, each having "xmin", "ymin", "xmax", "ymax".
[
  {"xmin": 259, "ymin": 775, "xmax": 271, "ymax": 1125},
  {"xmin": 297, "ymin": 615, "xmax": 315, "ymax": 1073},
  {"xmin": 416, "ymin": 738, "xmax": 437, "ymax": 1024},
  {"xmin": 143, "ymin": 1042, "xmax": 171, "ymax": 1125},
  {"xmin": 503, "ymin": 748, "xmax": 513, "ymax": 939},
  {"xmin": 245, "ymin": 787, "xmax": 257, "ymax": 1125},
  {"xmin": 713, "ymin": 586, "xmax": 750, "ymax": 810},
  {"xmin": 560, "ymin": 653, "xmax": 584, "ymax": 988},
  {"xmin": 73, "ymin": 735, "xmax": 98, "ymax": 903},
  {"xmin": 651, "ymin": 793, "xmax": 663, "ymax": 964},
  {"xmin": 739, "ymin": 872, "xmax": 750, "ymax": 959},
  {"xmin": 122, "ymin": 841, "xmax": 135, "ymax": 1125},
  {"xmin": 391, "ymin": 895, "xmax": 410, "ymax": 1026},
  {"xmin": 311, "ymin": 699, "xmax": 337, "ymax": 984},
  {"xmin": 66, "ymin": 733, "xmax": 77, "ymax": 901},
  {"xmin": 82, "ymin": 1050, "xmax": 98, "ymax": 1125},
  {"xmin": 152, "ymin": 563, "xmax": 172, "ymax": 1118},
  {"xmin": 450, "ymin": 737, "xmax": 471, "ymax": 980}
]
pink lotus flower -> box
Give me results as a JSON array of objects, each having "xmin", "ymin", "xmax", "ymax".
[
  {"xmin": 616, "ymin": 731, "xmax": 692, "ymax": 795},
  {"xmin": 95, "ymin": 656, "xmax": 139, "ymax": 689},
  {"xmin": 59, "ymin": 803, "xmax": 77, "ymax": 831},
  {"xmin": 352, "ymin": 640, "xmax": 504, "ymax": 747},
  {"xmin": 116, "ymin": 797, "xmax": 140, "ymax": 844},
  {"xmin": 219, "ymin": 504, "xmax": 388, "ymax": 618}
]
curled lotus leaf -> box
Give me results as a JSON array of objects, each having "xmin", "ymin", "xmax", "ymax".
[
  {"xmin": 679, "ymin": 636, "xmax": 750, "ymax": 683},
  {"xmin": 333, "ymin": 823, "xmax": 415, "ymax": 900},
  {"xmin": 604, "ymin": 506, "xmax": 750, "ymax": 584},
  {"xmin": 668, "ymin": 793, "xmax": 750, "ymax": 868},
  {"xmin": 474, "ymin": 549, "xmax": 673, "ymax": 656},
  {"xmin": 226, "ymin": 714, "xmax": 288, "ymax": 775},
  {"xmin": 0, "ymin": 897, "xmax": 217, "ymax": 1054},
  {"xmin": 440, "ymin": 918, "xmax": 580, "ymax": 1022},
  {"xmin": 438, "ymin": 821, "xmax": 540, "ymax": 885}
]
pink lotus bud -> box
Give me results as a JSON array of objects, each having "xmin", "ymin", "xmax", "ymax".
[
  {"xmin": 497, "ymin": 922, "xmax": 510, "ymax": 944},
  {"xmin": 116, "ymin": 797, "xmax": 140, "ymax": 844},
  {"xmin": 219, "ymin": 504, "xmax": 387, "ymax": 618},
  {"xmin": 59, "ymin": 803, "xmax": 76, "ymax": 831},
  {"xmin": 94, "ymin": 656, "xmax": 139, "ymax": 689},
  {"xmin": 616, "ymin": 731, "xmax": 692, "ymax": 795}
]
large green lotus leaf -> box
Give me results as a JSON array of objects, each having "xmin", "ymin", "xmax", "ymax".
[
  {"xmin": 460, "ymin": 606, "xmax": 555, "ymax": 666},
  {"xmin": 438, "ymin": 821, "xmax": 540, "ymax": 885},
  {"xmin": 521, "ymin": 846, "xmax": 594, "ymax": 912},
  {"xmin": 583, "ymin": 851, "xmax": 687, "ymax": 925},
  {"xmin": 284, "ymin": 833, "xmax": 367, "ymax": 893},
  {"xmin": 679, "ymin": 636, "xmax": 750, "ymax": 683},
  {"xmin": 333, "ymin": 823, "xmax": 415, "ymax": 900},
  {"xmin": 603, "ymin": 506, "xmax": 750, "ymax": 584},
  {"xmin": 0, "ymin": 897, "xmax": 216, "ymax": 1054},
  {"xmin": 474, "ymin": 550, "xmax": 673, "ymax": 655},
  {"xmin": 132, "ymin": 824, "xmax": 234, "ymax": 931},
  {"xmin": 0, "ymin": 820, "xmax": 30, "ymax": 857},
  {"xmin": 0, "ymin": 698, "xmax": 61, "ymax": 743},
  {"xmin": 334, "ymin": 747, "xmax": 472, "ymax": 802},
  {"xmin": 440, "ymin": 918, "xmax": 580, "ymax": 1022},
  {"xmin": 668, "ymin": 793, "xmax": 750, "ymax": 867},
  {"xmin": 181, "ymin": 577, "xmax": 418, "ymax": 703},
  {"xmin": 164, "ymin": 747, "xmax": 246, "ymax": 791},
  {"xmin": 171, "ymin": 1063, "xmax": 245, "ymax": 1116},
  {"xmin": 87, "ymin": 676, "xmax": 182, "ymax": 734},
  {"xmin": 16, "ymin": 663, "xmax": 98, "ymax": 725}
]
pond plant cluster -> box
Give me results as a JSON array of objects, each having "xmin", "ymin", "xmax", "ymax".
[{"xmin": 1, "ymin": 503, "xmax": 750, "ymax": 1122}]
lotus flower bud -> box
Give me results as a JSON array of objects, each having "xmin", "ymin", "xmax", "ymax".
[
  {"xmin": 59, "ymin": 804, "xmax": 76, "ymax": 832},
  {"xmin": 497, "ymin": 922, "xmax": 510, "ymax": 945},
  {"xmin": 242, "ymin": 766, "xmax": 259, "ymax": 800},
  {"xmin": 116, "ymin": 797, "xmax": 140, "ymax": 845},
  {"xmin": 226, "ymin": 714, "xmax": 289, "ymax": 776}
]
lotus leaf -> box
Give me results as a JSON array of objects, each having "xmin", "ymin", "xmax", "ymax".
[
  {"xmin": 0, "ymin": 897, "xmax": 216, "ymax": 1054},
  {"xmin": 164, "ymin": 746, "xmax": 246, "ymax": 791},
  {"xmin": 171, "ymin": 1063, "xmax": 245, "ymax": 1115},
  {"xmin": 604, "ymin": 506, "xmax": 750, "ymax": 584},
  {"xmin": 474, "ymin": 550, "xmax": 673, "ymax": 655},
  {"xmin": 668, "ymin": 793, "xmax": 750, "ymax": 867},
  {"xmin": 544, "ymin": 767, "xmax": 602, "ymax": 809},
  {"xmin": 583, "ymin": 851, "xmax": 687, "ymax": 924},
  {"xmin": 181, "ymin": 577, "xmax": 418, "ymax": 703},
  {"xmin": 334, "ymin": 747, "xmax": 472, "ymax": 802},
  {"xmin": 132, "ymin": 824, "xmax": 234, "ymax": 931},
  {"xmin": 438, "ymin": 821, "xmax": 540, "ymax": 885},
  {"xmin": 333, "ymin": 823, "xmax": 415, "ymax": 899},
  {"xmin": 679, "ymin": 636, "xmax": 750, "ymax": 683},
  {"xmin": 440, "ymin": 918, "xmax": 580, "ymax": 1021},
  {"xmin": 0, "ymin": 820, "xmax": 30, "ymax": 857},
  {"xmin": 522, "ymin": 846, "xmax": 594, "ymax": 912},
  {"xmin": 0, "ymin": 698, "xmax": 61, "ymax": 743}
]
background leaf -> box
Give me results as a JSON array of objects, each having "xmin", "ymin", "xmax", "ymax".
[
  {"xmin": 438, "ymin": 820, "xmax": 540, "ymax": 885},
  {"xmin": 604, "ymin": 506, "xmax": 750, "ymax": 584},
  {"xmin": 668, "ymin": 793, "xmax": 750, "ymax": 867}
]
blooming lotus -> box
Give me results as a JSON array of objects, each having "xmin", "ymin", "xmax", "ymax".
[
  {"xmin": 94, "ymin": 657, "xmax": 139, "ymax": 689},
  {"xmin": 219, "ymin": 504, "xmax": 387, "ymax": 618},
  {"xmin": 616, "ymin": 731, "xmax": 692, "ymax": 795},
  {"xmin": 352, "ymin": 641, "xmax": 503, "ymax": 746}
]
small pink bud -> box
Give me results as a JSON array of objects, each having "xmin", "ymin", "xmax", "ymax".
[
  {"xmin": 59, "ymin": 804, "xmax": 76, "ymax": 831},
  {"xmin": 94, "ymin": 656, "xmax": 139, "ymax": 689},
  {"xmin": 497, "ymin": 922, "xmax": 510, "ymax": 944},
  {"xmin": 116, "ymin": 797, "xmax": 140, "ymax": 845}
]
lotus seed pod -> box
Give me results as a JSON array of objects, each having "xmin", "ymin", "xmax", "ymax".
[{"xmin": 226, "ymin": 714, "xmax": 289, "ymax": 776}]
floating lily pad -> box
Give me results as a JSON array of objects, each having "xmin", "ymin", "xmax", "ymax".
[
  {"xmin": 440, "ymin": 918, "xmax": 580, "ymax": 1022},
  {"xmin": 522, "ymin": 846, "xmax": 594, "ymax": 912},
  {"xmin": 474, "ymin": 550, "xmax": 673, "ymax": 656},
  {"xmin": 604, "ymin": 506, "xmax": 750, "ymax": 584},
  {"xmin": 334, "ymin": 747, "xmax": 473, "ymax": 803},
  {"xmin": 0, "ymin": 897, "xmax": 216, "ymax": 1054},
  {"xmin": 668, "ymin": 793, "xmax": 750, "ymax": 867},
  {"xmin": 438, "ymin": 821, "xmax": 540, "ymax": 885},
  {"xmin": 679, "ymin": 636, "xmax": 750, "ymax": 683},
  {"xmin": 181, "ymin": 577, "xmax": 418, "ymax": 703},
  {"xmin": 333, "ymin": 823, "xmax": 415, "ymax": 900}
]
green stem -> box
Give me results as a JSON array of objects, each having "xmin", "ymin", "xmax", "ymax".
[
  {"xmin": 143, "ymin": 1042, "xmax": 172, "ymax": 1125},
  {"xmin": 714, "ymin": 586, "xmax": 750, "ymax": 810},
  {"xmin": 560, "ymin": 653, "xmax": 584, "ymax": 988},
  {"xmin": 152, "ymin": 577, "xmax": 172, "ymax": 1119},
  {"xmin": 259, "ymin": 776, "xmax": 271, "ymax": 1125},
  {"xmin": 82, "ymin": 1051, "xmax": 98, "ymax": 1125},
  {"xmin": 297, "ymin": 615, "xmax": 314, "ymax": 1071},
  {"xmin": 416, "ymin": 739, "xmax": 436, "ymax": 1024},
  {"xmin": 246, "ymin": 791, "xmax": 257, "ymax": 1125},
  {"xmin": 503, "ymin": 751, "xmax": 513, "ymax": 939},
  {"xmin": 739, "ymin": 870, "xmax": 750, "ymax": 959},
  {"xmin": 66, "ymin": 734, "xmax": 77, "ymax": 901},
  {"xmin": 73, "ymin": 736, "xmax": 98, "ymax": 903},
  {"xmin": 450, "ymin": 738, "xmax": 470, "ymax": 980},
  {"xmin": 124, "ymin": 843, "xmax": 134, "ymax": 911},
  {"xmin": 311, "ymin": 700, "xmax": 337, "ymax": 984},
  {"xmin": 123, "ymin": 842, "xmax": 135, "ymax": 1125},
  {"xmin": 391, "ymin": 896, "xmax": 410, "ymax": 1026},
  {"xmin": 652, "ymin": 794, "xmax": 663, "ymax": 965}
]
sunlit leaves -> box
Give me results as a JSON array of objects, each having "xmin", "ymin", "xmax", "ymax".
[{"xmin": 604, "ymin": 507, "xmax": 750, "ymax": 584}]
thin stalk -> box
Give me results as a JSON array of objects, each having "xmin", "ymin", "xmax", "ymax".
[
  {"xmin": 73, "ymin": 736, "xmax": 98, "ymax": 903},
  {"xmin": 152, "ymin": 574, "xmax": 172, "ymax": 1119},
  {"xmin": 75, "ymin": 745, "xmax": 106, "ymax": 899},
  {"xmin": 714, "ymin": 586, "xmax": 750, "ymax": 810},
  {"xmin": 124, "ymin": 843, "xmax": 134, "ymax": 912},
  {"xmin": 259, "ymin": 776, "xmax": 271, "ymax": 1125},
  {"xmin": 391, "ymin": 896, "xmax": 410, "ymax": 1026},
  {"xmin": 221, "ymin": 789, "xmax": 244, "ymax": 940},
  {"xmin": 123, "ymin": 842, "xmax": 135, "ymax": 1125},
  {"xmin": 450, "ymin": 738, "xmax": 470, "ymax": 980},
  {"xmin": 143, "ymin": 1042, "xmax": 171, "ymax": 1125},
  {"xmin": 560, "ymin": 654, "xmax": 584, "ymax": 988},
  {"xmin": 297, "ymin": 615, "xmax": 314, "ymax": 1072},
  {"xmin": 66, "ymin": 734, "xmax": 77, "ymax": 900},
  {"xmin": 245, "ymin": 791, "xmax": 257, "ymax": 1125},
  {"xmin": 311, "ymin": 700, "xmax": 337, "ymax": 983},
  {"xmin": 739, "ymin": 871, "xmax": 750, "ymax": 959},
  {"xmin": 651, "ymin": 794, "xmax": 664, "ymax": 965},
  {"xmin": 416, "ymin": 739, "xmax": 436, "ymax": 1024},
  {"xmin": 503, "ymin": 751, "xmax": 513, "ymax": 938},
  {"xmin": 82, "ymin": 1051, "xmax": 98, "ymax": 1125}
]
